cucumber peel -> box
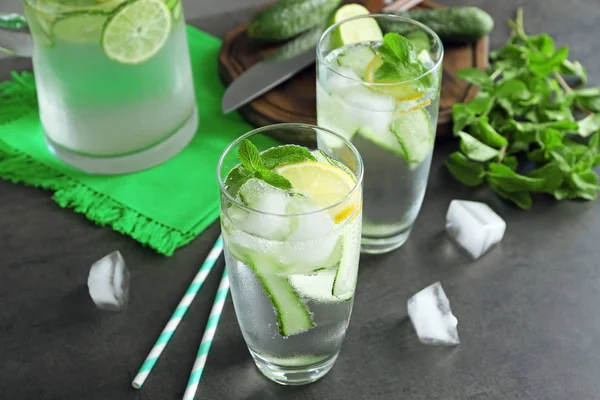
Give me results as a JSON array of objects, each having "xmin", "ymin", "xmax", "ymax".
[
  {"xmin": 390, "ymin": 108, "xmax": 434, "ymax": 167},
  {"xmin": 332, "ymin": 230, "xmax": 360, "ymax": 299},
  {"xmin": 247, "ymin": 258, "xmax": 315, "ymax": 337}
]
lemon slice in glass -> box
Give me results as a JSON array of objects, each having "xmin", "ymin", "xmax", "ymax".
[{"xmin": 276, "ymin": 161, "xmax": 360, "ymax": 224}]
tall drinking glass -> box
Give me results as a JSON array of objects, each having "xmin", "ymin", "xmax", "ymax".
[
  {"xmin": 317, "ymin": 14, "xmax": 443, "ymax": 254},
  {"xmin": 218, "ymin": 123, "xmax": 363, "ymax": 385},
  {"xmin": 1, "ymin": 0, "xmax": 198, "ymax": 174}
]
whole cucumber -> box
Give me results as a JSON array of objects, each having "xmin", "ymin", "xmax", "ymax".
[
  {"xmin": 266, "ymin": 23, "xmax": 326, "ymax": 61},
  {"xmin": 381, "ymin": 7, "xmax": 494, "ymax": 45},
  {"xmin": 248, "ymin": 0, "xmax": 341, "ymax": 43}
]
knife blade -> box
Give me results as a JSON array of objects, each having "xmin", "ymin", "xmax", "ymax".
[
  {"xmin": 221, "ymin": 48, "xmax": 316, "ymax": 114},
  {"xmin": 221, "ymin": 0, "xmax": 424, "ymax": 114}
]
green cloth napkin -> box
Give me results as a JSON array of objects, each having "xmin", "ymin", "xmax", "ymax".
[{"xmin": 0, "ymin": 26, "xmax": 273, "ymax": 256}]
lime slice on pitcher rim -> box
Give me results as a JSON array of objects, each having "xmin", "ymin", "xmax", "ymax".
[
  {"xmin": 101, "ymin": 0, "xmax": 171, "ymax": 64},
  {"xmin": 52, "ymin": 11, "xmax": 108, "ymax": 43},
  {"xmin": 329, "ymin": 4, "xmax": 383, "ymax": 49}
]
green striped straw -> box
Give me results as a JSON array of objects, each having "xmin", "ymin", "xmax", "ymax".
[
  {"xmin": 182, "ymin": 268, "xmax": 230, "ymax": 400},
  {"xmin": 132, "ymin": 235, "xmax": 224, "ymax": 389}
]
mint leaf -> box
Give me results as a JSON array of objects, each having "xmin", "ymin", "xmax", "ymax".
[
  {"xmin": 577, "ymin": 114, "xmax": 600, "ymax": 137},
  {"xmin": 538, "ymin": 128, "xmax": 563, "ymax": 151},
  {"xmin": 477, "ymin": 116, "xmax": 508, "ymax": 148},
  {"xmin": 542, "ymin": 107, "xmax": 573, "ymax": 122},
  {"xmin": 550, "ymin": 147, "xmax": 575, "ymax": 173},
  {"xmin": 445, "ymin": 152, "xmax": 485, "ymax": 187},
  {"xmin": 257, "ymin": 169, "xmax": 292, "ymax": 191},
  {"xmin": 494, "ymin": 79, "xmax": 528, "ymax": 100},
  {"xmin": 374, "ymin": 33, "xmax": 427, "ymax": 83},
  {"xmin": 452, "ymin": 103, "xmax": 477, "ymax": 135},
  {"xmin": 528, "ymin": 46, "xmax": 569, "ymax": 76},
  {"xmin": 529, "ymin": 33, "xmax": 555, "ymax": 55},
  {"xmin": 224, "ymin": 166, "xmax": 253, "ymax": 197},
  {"xmin": 489, "ymin": 180, "xmax": 532, "ymax": 210},
  {"xmin": 487, "ymin": 163, "xmax": 547, "ymax": 192},
  {"xmin": 261, "ymin": 145, "xmax": 316, "ymax": 170},
  {"xmin": 466, "ymin": 94, "xmax": 494, "ymax": 115},
  {"xmin": 573, "ymin": 87, "xmax": 600, "ymax": 112},
  {"xmin": 456, "ymin": 68, "xmax": 492, "ymax": 88},
  {"xmin": 569, "ymin": 171, "xmax": 600, "ymax": 200},
  {"xmin": 238, "ymin": 139, "xmax": 263, "ymax": 172},
  {"xmin": 560, "ymin": 59, "xmax": 587, "ymax": 84},
  {"xmin": 503, "ymin": 155, "xmax": 519, "ymax": 170},
  {"xmin": 527, "ymin": 162, "xmax": 564, "ymax": 192},
  {"xmin": 458, "ymin": 131, "xmax": 500, "ymax": 162},
  {"xmin": 574, "ymin": 134, "xmax": 599, "ymax": 172}
]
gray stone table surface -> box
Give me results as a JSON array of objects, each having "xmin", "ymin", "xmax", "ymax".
[{"xmin": 2, "ymin": 1, "xmax": 600, "ymax": 399}]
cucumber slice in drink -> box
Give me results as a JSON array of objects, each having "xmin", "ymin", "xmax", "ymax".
[
  {"xmin": 289, "ymin": 268, "xmax": 338, "ymax": 302},
  {"xmin": 247, "ymin": 257, "xmax": 315, "ymax": 337},
  {"xmin": 52, "ymin": 12, "xmax": 108, "ymax": 43},
  {"xmin": 332, "ymin": 229, "xmax": 360, "ymax": 299},
  {"xmin": 336, "ymin": 46, "xmax": 376, "ymax": 79},
  {"xmin": 390, "ymin": 108, "xmax": 434, "ymax": 167},
  {"xmin": 356, "ymin": 125, "xmax": 404, "ymax": 157},
  {"xmin": 101, "ymin": 0, "xmax": 171, "ymax": 64}
]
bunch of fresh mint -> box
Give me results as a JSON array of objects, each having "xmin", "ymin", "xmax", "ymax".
[{"xmin": 446, "ymin": 9, "xmax": 600, "ymax": 209}]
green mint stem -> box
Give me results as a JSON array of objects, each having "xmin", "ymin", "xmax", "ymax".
[
  {"xmin": 497, "ymin": 145, "xmax": 507, "ymax": 163},
  {"xmin": 489, "ymin": 69, "xmax": 502, "ymax": 81}
]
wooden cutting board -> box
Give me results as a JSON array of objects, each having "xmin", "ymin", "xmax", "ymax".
[{"xmin": 218, "ymin": 0, "xmax": 488, "ymax": 139}]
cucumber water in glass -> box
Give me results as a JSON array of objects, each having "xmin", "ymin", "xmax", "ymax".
[
  {"xmin": 218, "ymin": 124, "xmax": 363, "ymax": 385},
  {"xmin": 1, "ymin": 0, "xmax": 197, "ymax": 174},
  {"xmin": 317, "ymin": 11, "xmax": 443, "ymax": 254}
]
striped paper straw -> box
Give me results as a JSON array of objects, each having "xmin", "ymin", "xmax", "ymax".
[
  {"xmin": 182, "ymin": 268, "xmax": 230, "ymax": 400},
  {"xmin": 132, "ymin": 235, "xmax": 224, "ymax": 389}
]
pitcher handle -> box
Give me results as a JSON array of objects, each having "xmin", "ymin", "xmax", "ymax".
[{"xmin": 0, "ymin": 13, "xmax": 33, "ymax": 57}]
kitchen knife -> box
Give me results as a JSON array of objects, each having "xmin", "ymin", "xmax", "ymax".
[{"xmin": 221, "ymin": 48, "xmax": 316, "ymax": 115}]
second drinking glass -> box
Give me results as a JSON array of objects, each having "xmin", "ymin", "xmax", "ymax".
[{"xmin": 317, "ymin": 14, "xmax": 443, "ymax": 254}]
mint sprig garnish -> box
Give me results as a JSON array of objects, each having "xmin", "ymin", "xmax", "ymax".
[
  {"xmin": 373, "ymin": 32, "xmax": 433, "ymax": 88},
  {"xmin": 224, "ymin": 140, "xmax": 317, "ymax": 196},
  {"xmin": 446, "ymin": 8, "xmax": 600, "ymax": 209}
]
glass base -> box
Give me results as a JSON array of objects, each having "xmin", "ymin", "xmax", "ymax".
[
  {"xmin": 361, "ymin": 227, "xmax": 412, "ymax": 254},
  {"xmin": 250, "ymin": 350, "xmax": 339, "ymax": 386},
  {"xmin": 44, "ymin": 109, "xmax": 198, "ymax": 175}
]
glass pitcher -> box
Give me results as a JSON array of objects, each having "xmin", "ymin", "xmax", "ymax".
[{"xmin": 0, "ymin": 0, "xmax": 198, "ymax": 175}]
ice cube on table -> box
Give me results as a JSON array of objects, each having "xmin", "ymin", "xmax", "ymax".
[
  {"xmin": 407, "ymin": 282, "xmax": 459, "ymax": 346},
  {"xmin": 445, "ymin": 200, "xmax": 506, "ymax": 259},
  {"xmin": 87, "ymin": 251, "xmax": 130, "ymax": 311}
]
